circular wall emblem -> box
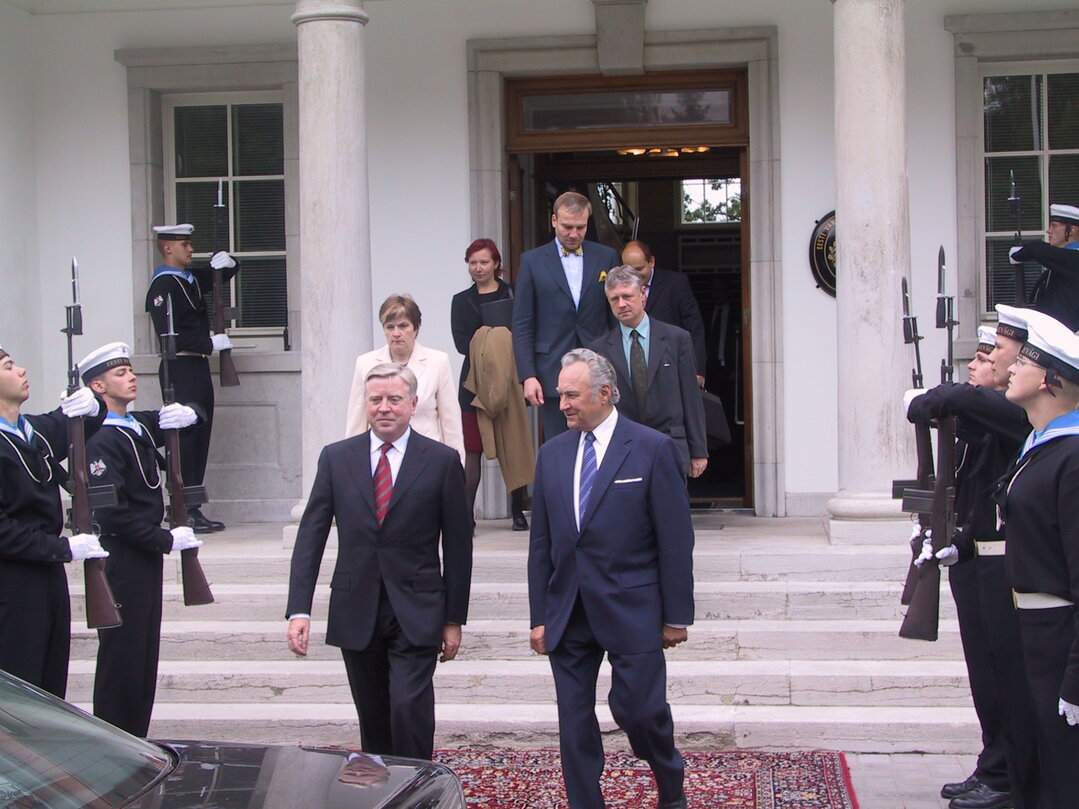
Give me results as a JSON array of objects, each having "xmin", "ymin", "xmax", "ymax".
[{"xmin": 809, "ymin": 211, "xmax": 836, "ymax": 297}]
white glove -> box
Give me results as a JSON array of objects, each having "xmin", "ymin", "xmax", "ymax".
[
  {"xmin": 909, "ymin": 520, "xmax": 922, "ymax": 543},
  {"xmin": 1059, "ymin": 697, "xmax": 1079, "ymax": 726},
  {"xmin": 68, "ymin": 533, "xmax": 108, "ymax": 561},
  {"xmin": 935, "ymin": 544, "xmax": 959, "ymax": 566},
  {"xmin": 913, "ymin": 533, "xmax": 958, "ymax": 567},
  {"xmin": 170, "ymin": 526, "xmax": 203, "ymax": 552},
  {"xmin": 210, "ymin": 251, "xmax": 236, "ymax": 270},
  {"xmin": 1009, "ymin": 246, "xmax": 1023, "ymax": 265},
  {"xmin": 210, "ymin": 333, "xmax": 233, "ymax": 352},
  {"xmin": 59, "ymin": 387, "xmax": 99, "ymax": 418},
  {"xmin": 158, "ymin": 403, "xmax": 197, "ymax": 430},
  {"xmin": 902, "ymin": 388, "xmax": 925, "ymax": 413}
]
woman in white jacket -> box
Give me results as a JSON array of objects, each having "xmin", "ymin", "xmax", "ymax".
[{"xmin": 344, "ymin": 294, "xmax": 465, "ymax": 465}]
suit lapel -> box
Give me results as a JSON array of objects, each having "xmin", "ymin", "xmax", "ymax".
[
  {"xmin": 580, "ymin": 243, "xmax": 607, "ymax": 308},
  {"xmin": 346, "ymin": 433, "xmax": 377, "ymax": 517},
  {"xmin": 579, "ymin": 419, "xmax": 631, "ymax": 533},
  {"xmin": 387, "ymin": 433, "xmax": 426, "ymax": 515},
  {"xmin": 647, "ymin": 322, "xmax": 668, "ymax": 387},
  {"xmin": 542, "ymin": 242, "xmax": 574, "ymax": 304}
]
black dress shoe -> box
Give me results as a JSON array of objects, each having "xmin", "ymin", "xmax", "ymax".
[
  {"xmin": 188, "ymin": 508, "xmax": 225, "ymax": 533},
  {"xmin": 511, "ymin": 514, "xmax": 529, "ymax": 531},
  {"xmin": 657, "ymin": 794, "xmax": 687, "ymax": 809},
  {"xmin": 941, "ymin": 774, "xmax": 980, "ymax": 799},
  {"xmin": 948, "ymin": 782, "xmax": 1013, "ymax": 809}
]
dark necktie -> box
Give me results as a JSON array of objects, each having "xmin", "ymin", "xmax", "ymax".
[
  {"xmin": 579, "ymin": 431, "xmax": 597, "ymax": 521},
  {"xmin": 373, "ymin": 443, "xmax": 393, "ymax": 526},
  {"xmin": 630, "ymin": 329, "xmax": 648, "ymax": 415}
]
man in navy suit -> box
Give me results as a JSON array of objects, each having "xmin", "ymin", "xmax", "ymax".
[
  {"xmin": 527, "ymin": 349, "xmax": 694, "ymax": 809},
  {"xmin": 591, "ymin": 266, "xmax": 708, "ymax": 478},
  {"xmin": 286, "ymin": 363, "xmax": 472, "ymax": 760},
  {"xmin": 513, "ymin": 191, "xmax": 619, "ymax": 440},
  {"xmin": 621, "ymin": 240, "xmax": 707, "ymax": 386}
]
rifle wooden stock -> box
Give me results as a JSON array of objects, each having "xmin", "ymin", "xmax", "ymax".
[
  {"xmin": 68, "ymin": 416, "xmax": 122, "ymax": 629},
  {"xmin": 164, "ymin": 428, "xmax": 214, "ymax": 606},
  {"xmin": 899, "ymin": 422, "xmax": 935, "ymax": 606},
  {"xmin": 212, "ymin": 266, "xmax": 240, "ymax": 388},
  {"xmin": 899, "ymin": 416, "xmax": 956, "ymax": 641}
]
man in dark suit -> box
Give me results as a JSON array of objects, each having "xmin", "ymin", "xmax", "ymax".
[
  {"xmin": 286, "ymin": 363, "xmax": 472, "ymax": 760},
  {"xmin": 528, "ymin": 349, "xmax": 695, "ymax": 809},
  {"xmin": 591, "ymin": 266, "xmax": 708, "ymax": 479},
  {"xmin": 513, "ymin": 191, "xmax": 619, "ymax": 440},
  {"xmin": 621, "ymin": 240, "xmax": 707, "ymax": 386}
]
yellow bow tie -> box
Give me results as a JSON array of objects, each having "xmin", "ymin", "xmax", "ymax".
[{"xmin": 561, "ymin": 246, "xmax": 583, "ymax": 257}]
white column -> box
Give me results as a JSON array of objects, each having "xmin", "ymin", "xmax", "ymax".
[
  {"xmin": 289, "ymin": 0, "xmax": 372, "ymax": 528},
  {"xmin": 826, "ymin": 0, "xmax": 913, "ymax": 543}
]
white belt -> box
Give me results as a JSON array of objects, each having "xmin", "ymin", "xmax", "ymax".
[
  {"xmin": 975, "ymin": 541, "xmax": 1006, "ymax": 557},
  {"xmin": 1013, "ymin": 591, "xmax": 1075, "ymax": 610}
]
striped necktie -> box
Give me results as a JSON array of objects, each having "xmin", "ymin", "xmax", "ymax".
[
  {"xmin": 374, "ymin": 443, "xmax": 393, "ymax": 526},
  {"xmin": 579, "ymin": 431, "xmax": 597, "ymax": 521}
]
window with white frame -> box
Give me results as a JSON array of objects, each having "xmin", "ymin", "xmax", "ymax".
[
  {"xmin": 681, "ymin": 178, "xmax": 741, "ymax": 225},
  {"xmin": 164, "ymin": 92, "xmax": 287, "ymax": 337},
  {"xmin": 982, "ymin": 65, "xmax": 1079, "ymax": 311}
]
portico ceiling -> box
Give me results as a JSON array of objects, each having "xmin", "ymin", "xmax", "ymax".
[{"xmin": 5, "ymin": 0, "xmax": 392, "ymax": 14}]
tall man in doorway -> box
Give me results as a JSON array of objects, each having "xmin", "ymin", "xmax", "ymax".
[
  {"xmin": 621, "ymin": 240, "xmax": 707, "ymax": 387},
  {"xmin": 513, "ymin": 191, "xmax": 618, "ymax": 440},
  {"xmin": 145, "ymin": 223, "xmax": 238, "ymax": 533},
  {"xmin": 286, "ymin": 363, "xmax": 472, "ymax": 760},
  {"xmin": 590, "ymin": 265, "xmax": 708, "ymax": 478},
  {"xmin": 528, "ymin": 349, "xmax": 694, "ymax": 809}
]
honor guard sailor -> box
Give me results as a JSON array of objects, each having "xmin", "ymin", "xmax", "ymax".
[
  {"xmin": 145, "ymin": 223, "xmax": 238, "ymax": 533},
  {"xmin": 1009, "ymin": 203, "xmax": 1079, "ymax": 329},
  {"xmin": 995, "ymin": 308, "xmax": 1079, "ymax": 808},
  {"xmin": 0, "ymin": 343, "xmax": 108, "ymax": 697},
  {"xmin": 78, "ymin": 342, "xmax": 201, "ymax": 736}
]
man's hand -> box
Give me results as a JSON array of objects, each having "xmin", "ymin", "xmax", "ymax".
[
  {"xmin": 60, "ymin": 387, "xmax": 99, "ymax": 418},
  {"xmin": 210, "ymin": 333, "xmax": 233, "ymax": 353},
  {"xmin": 440, "ymin": 623, "xmax": 462, "ymax": 662},
  {"xmin": 523, "ymin": 377, "xmax": 544, "ymax": 407},
  {"xmin": 662, "ymin": 625, "xmax": 688, "ymax": 648},
  {"xmin": 159, "ymin": 403, "xmax": 197, "ymax": 430},
  {"xmin": 1059, "ymin": 697, "xmax": 1079, "ymax": 726},
  {"xmin": 68, "ymin": 533, "xmax": 108, "ymax": 561},
  {"xmin": 210, "ymin": 251, "xmax": 237, "ymax": 270},
  {"xmin": 287, "ymin": 617, "xmax": 310, "ymax": 656},
  {"xmin": 530, "ymin": 625, "xmax": 547, "ymax": 655},
  {"xmin": 689, "ymin": 458, "xmax": 708, "ymax": 478},
  {"xmin": 696, "ymin": 375, "xmax": 705, "ymax": 388}
]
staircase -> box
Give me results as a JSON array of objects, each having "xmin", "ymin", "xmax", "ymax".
[{"xmin": 66, "ymin": 514, "xmax": 979, "ymax": 753}]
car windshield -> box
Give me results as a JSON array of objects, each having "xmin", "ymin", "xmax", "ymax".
[{"xmin": 0, "ymin": 673, "xmax": 171, "ymax": 809}]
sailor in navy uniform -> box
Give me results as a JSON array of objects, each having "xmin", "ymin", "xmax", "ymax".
[
  {"xmin": 1009, "ymin": 203, "xmax": 1079, "ymax": 330},
  {"xmin": 144, "ymin": 223, "xmax": 237, "ymax": 533},
  {"xmin": 994, "ymin": 308, "xmax": 1079, "ymax": 808},
  {"xmin": 79, "ymin": 342, "xmax": 202, "ymax": 736},
  {"xmin": 0, "ymin": 343, "xmax": 108, "ymax": 697}
]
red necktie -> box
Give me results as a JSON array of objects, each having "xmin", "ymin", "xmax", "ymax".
[{"xmin": 374, "ymin": 443, "xmax": 393, "ymax": 526}]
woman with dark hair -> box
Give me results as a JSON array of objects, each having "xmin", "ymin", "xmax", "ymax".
[
  {"xmin": 344, "ymin": 294, "xmax": 465, "ymax": 464},
  {"xmin": 450, "ymin": 239, "xmax": 529, "ymax": 530}
]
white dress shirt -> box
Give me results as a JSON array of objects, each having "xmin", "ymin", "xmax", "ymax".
[{"xmin": 572, "ymin": 408, "xmax": 618, "ymax": 528}]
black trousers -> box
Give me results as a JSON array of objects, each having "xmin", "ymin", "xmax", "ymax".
[
  {"xmin": 0, "ymin": 563, "xmax": 70, "ymax": 698},
  {"xmin": 159, "ymin": 356, "xmax": 214, "ymax": 488},
  {"xmin": 340, "ymin": 586, "xmax": 439, "ymax": 760},
  {"xmin": 93, "ymin": 542, "xmax": 163, "ymax": 737},
  {"xmin": 548, "ymin": 597, "xmax": 683, "ymax": 809}
]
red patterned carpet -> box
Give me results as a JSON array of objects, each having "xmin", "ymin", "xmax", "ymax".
[{"xmin": 435, "ymin": 749, "xmax": 859, "ymax": 809}]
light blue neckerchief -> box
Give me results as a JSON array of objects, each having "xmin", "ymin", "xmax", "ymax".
[
  {"xmin": 152, "ymin": 264, "xmax": 195, "ymax": 285},
  {"xmin": 104, "ymin": 411, "xmax": 144, "ymax": 437},
  {"xmin": 0, "ymin": 414, "xmax": 34, "ymax": 444},
  {"xmin": 1019, "ymin": 409, "xmax": 1079, "ymax": 459}
]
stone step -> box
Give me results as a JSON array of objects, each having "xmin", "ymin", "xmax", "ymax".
[
  {"xmin": 67, "ymin": 658, "xmax": 974, "ymax": 707},
  {"xmin": 119, "ymin": 702, "xmax": 981, "ymax": 755},
  {"xmin": 69, "ymin": 579, "xmax": 948, "ymax": 623},
  {"xmin": 71, "ymin": 618, "xmax": 963, "ymax": 662}
]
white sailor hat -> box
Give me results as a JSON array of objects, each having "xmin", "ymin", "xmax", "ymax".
[
  {"xmin": 1049, "ymin": 204, "xmax": 1079, "ymax": 225},
  {"xmin": 976, "ymin": 325, "xmax": 996, "ymax": 353},
  {"xmin": 1018, "ymin": 309, "xmax": 1079, "ymax": 387},
  {"xmin": 152, "ymin": 224, "xmax": 194, "ymax": 240},
  {"xmin": 77, "ymin": 342, "xmax": 132, "ymax": 385},
  {"xmin": 995, "ymin": 304, "xmax": 1030, "ymax": 343}
]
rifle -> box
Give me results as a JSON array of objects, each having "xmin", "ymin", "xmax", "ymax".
[
  {"xmin": 893, "ymin": 277, "xmax": 933, "ymax": 606},
  {"xmin": 63, "ymin": 258, "xmax": 122, "ymax": 629},
  {"xmin": 161, "ymin": 295, "xmax": 215, "ymax": 606},
  {"xmin": 935, "ymin": 246, "xmax": 957, "ymax": 384},
  {"xmin": 1009, "ymin": 169, "xmax": 1026, "ymax": 305},
  {"xmin": 212, "ymin": 179, "xmax": 240, "ymax": 387}
]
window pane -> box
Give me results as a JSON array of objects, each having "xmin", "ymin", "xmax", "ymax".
[
  {"xmin": 1047, "ymin": 73, "xmax": 1079, "ymax": 150},
  {"xmin": 237, "ymin": 257, "xmax": 287, "ymax": 328},
  {"xmin": 176, "ymin": 181, "xmax": 231, "ymax": 251},
  {"xmin": 174, "ymin": 106, "xmax": 228, "ymax": 178},
  {"xmin": 1049, "ymin": 154, "xmax": 1079, "ymax": 208},
  {"xmin": 682, "ymin": 178, "xmax": 741, "ymax": 224},
  {"xmin": 983, "ymin": 75, "xmax": 1042, "ymax": 153},
  {"xmin": 984, "ymin": 155, "xmax": 1041, "ymax": 233},
  {"xmin": 234, "ymin": 180, "xmax": 284, "ymax": 252},
  {"xmin": 522, "ymin": 89, "xmax": 730, "ymax": 132},
  {"xmin": 233, "ymin": 104, "xmax": 284, "ymax": 176},
  {"xmin": 986, "ymin": 236, "xmax": 1040, "ymax": 310}
]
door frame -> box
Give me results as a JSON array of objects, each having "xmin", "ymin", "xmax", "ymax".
[{"xmin": 466, "ymin": 26, "xmax": 784, "ymax": 516}]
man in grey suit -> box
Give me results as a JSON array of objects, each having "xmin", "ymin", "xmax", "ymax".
[
  {"xmin": 513, "ymin": 191, "xmax": 619, "ymax": 440},
  {"xmin": 286, "ymin": 363, "xmax": 472, "ymax": 760},
  {"xmin": 590, "ymin": 266, "xmax": 708, "ymax": 478}
]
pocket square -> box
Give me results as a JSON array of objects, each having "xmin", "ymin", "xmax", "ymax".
[{"xmin": 614, "ymin": 477, "xmax": 643, "ymax": 484}]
